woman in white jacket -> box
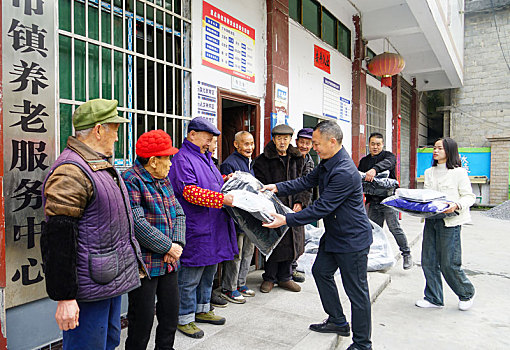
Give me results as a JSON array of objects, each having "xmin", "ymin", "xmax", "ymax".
[{"xmin": 416, "ymin": 137, "xmax": 476, "ymax": 311}]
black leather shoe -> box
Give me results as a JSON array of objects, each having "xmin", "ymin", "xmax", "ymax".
[
  {"xmin": 346, "ymin": 343, "xmax": 372, "ymax": 350},
  {"xmin": 403, "ymin": 254, "xmax": 413, "ymax": 270},
  {"xmin": 309, "ymin": 320, "xmax": 350, "ymax": 336}
]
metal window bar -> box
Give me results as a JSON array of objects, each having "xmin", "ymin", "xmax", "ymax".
[{"xmin": 57, "ymin": 0, "xmax": 192, "ymax": 167}]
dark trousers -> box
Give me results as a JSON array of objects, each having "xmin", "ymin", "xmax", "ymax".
[
  {"xmin": 368, "ymin": 202, "xmax": 411, "ymax": 256},
  {"xmin": 125, "ymin": 271, "xmax": 179, "ymax": 350},
  {"xmin": 312, "ymin": 245, "xmax": 372, "ymax": 350},
  {"xmin": 62, "ymin": 296, "xmax": 121, "ymax": 350},
  {"xmin": 262, "ymin": 257, "xmax": 292, "ymax": 283}
]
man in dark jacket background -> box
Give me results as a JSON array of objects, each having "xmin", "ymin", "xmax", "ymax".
[
  {"xmin": 219, "ymin": 131, "xmax": 257, "ymax": 303},
  {"xmin": 253, "ymin": 124, "xmax": 310, "ymax": 294},
  {"xmin": 358, "ymin": 132, "xmax": 412, "ymax": 270},
  {"xmin": 262, "ymin": 120, "xmax": 373, "ymax": 350}
]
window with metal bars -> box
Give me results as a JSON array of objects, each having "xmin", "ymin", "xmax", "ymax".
[
  {"xmin": 289, "ymin": 0, "xmax": 351, "ymax": 59},
  {"xmin": 58, "ymin": 0, "xmax": 191, "ymax": 168},
  {"xmin": 366, "ymin": 85, "xmax": 387, "ymax": 154}
]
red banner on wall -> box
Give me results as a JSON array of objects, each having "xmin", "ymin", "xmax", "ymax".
[{"xmin": 314, "ymin": 45, "xmax": 330, "ymax": 73}]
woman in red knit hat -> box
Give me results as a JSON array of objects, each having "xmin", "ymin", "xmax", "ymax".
[{"xmin": 122, "ymin": 129, "xmax": 185, "ymax": 350}]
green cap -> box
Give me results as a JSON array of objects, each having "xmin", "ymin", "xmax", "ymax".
[{"xmin": 73, "ymin": 99, "xmax": 129, "ymax": 131}]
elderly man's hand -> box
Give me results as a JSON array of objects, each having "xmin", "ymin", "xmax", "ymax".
[
  {"xmin": 223, "ymin": 193, "xmax": 234, "ymax": 207},
  {"xmin": 292, "ymin": 203, "xmax": 303, "ymax": 212},
  {"xmin": 365, "ymin": 169, "xmax": 377, "ymax": 182},
  {"xmin": 262, "ymin": 213, "xmax": 287, "ymax": 228},
  {"xmin": 55, "ymin": 300, "xmax": 80, "ymax": 331},
  {"xmin": 260, "ymin": 184, "xmax": 278, "ymax": 193}
]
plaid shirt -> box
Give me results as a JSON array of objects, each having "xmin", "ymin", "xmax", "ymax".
[{"xmin": 122, "ymin": 160, "xmax": 186, "ymax": 277}]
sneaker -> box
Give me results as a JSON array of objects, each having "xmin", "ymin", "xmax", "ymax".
[
  {"xmin": 210, "ymin": 293, "xmax": 228, "ymax": 308},
  {"xmin": 238, "ymin": 285, "xmax": 255, "ymax": 297},
  {"xmin": 220, "ymin": 289, "xmax": 246, "ymax": 304},
  {"xmin": 309, "ymin": 320, "xmax": 350, "ymax": 336},
  {"xmin": 195, "ymin": 310, "xmax": 226, "ymax": 325},
  {"xmin": 177, "ymin": 322, "xmax": 204, "ymax": 339},
  {"xmin": 415, "ymin": 299, "xmax": 443, "ymax": 308},
  {"xmin": 260, "ymin": 281, "xmax": 274, "ymax": 293},
  {"xmin": 403, "ymin": 254, "xmax": 413, "ymax": 270},
  {"xmin": 278, "ymin": 280, "xmax": 301, "ymax": 292},
  {"xmin": 458, "ymin": 293, "xmax": 475, "ymax": 311},
  {"xmin": 292, "ymin": 270, "xmax": 306, "ymax": 283}
]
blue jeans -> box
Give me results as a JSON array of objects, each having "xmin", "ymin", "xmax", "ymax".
[
  {"xmin": 62, "ymin": 296, "xmax": 121, "ymax": 350},
  {"xmin": 178, "ymin": 264, "xmax": 217, "ymax": 325},
  {"xmin": 421, "ymin": 219, "xmax": 475, "ymax": 306}
]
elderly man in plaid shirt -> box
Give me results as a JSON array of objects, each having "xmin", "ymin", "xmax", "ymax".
[{"xmin": 122, "ymin": 130, "xmax": 186, "ymax": 350}]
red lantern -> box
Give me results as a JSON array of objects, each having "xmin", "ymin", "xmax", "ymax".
[{"xmin": 367, "ymin": 52, "xmax": 405, "ymax": 87}]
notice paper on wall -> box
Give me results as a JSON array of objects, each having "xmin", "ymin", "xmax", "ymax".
[
  {"xmin": 323, "ymin": 77, "xmax": 341, "ymax": 120},
  {"xmin": 202, "ymin": 1, "xmax": 256, "ymax": 82},
  {"xmin": 339, "ymin": 96, "xmax": 352, "ymax": 123},
  {"xmin": 197, "ymin": 80, "xmax": 218, "ymax": 125}
]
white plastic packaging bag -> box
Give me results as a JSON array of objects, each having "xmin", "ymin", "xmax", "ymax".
[
  {"xmin": 297, "ymin": 222, "xmax": 396, "ymax": 274},
  {"xmin": 367, "ymin": 220, "xmax": 396, "ymax": 272},
  {"xmin": 222, "ymin": 171, "xmax": 293, "ymax": 257}
]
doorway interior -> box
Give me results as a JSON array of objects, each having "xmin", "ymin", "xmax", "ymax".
[
  {"xmin": 217, "ymin": 89, "xmax": 261, "ymax": 162},
  {"xmin": 217, "ymin": 89, "xmax": 262, "ymax": 269}
]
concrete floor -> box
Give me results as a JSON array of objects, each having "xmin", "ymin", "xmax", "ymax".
[{"xmin": 118, "ymin": 211, "xmax": 510, "ymax": 349}]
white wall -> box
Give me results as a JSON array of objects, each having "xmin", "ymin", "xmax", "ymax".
[
  {"xmin": 190, "ymin": 0, "xmax": 267, "ymax": 148},
  {"xmin": 288, "ymin": 20, "xmax": 354, "ymax": 153},
  {"xmin": 365, "ymin": 73, "xmax": 394, "ymax": 153}
]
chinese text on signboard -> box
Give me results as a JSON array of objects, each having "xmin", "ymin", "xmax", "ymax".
[
  {"xmin": 2, "ymin": 0, "xmax": 56, "ymax": 308},
  {"xmin": 201, "ymin": 1, "xmax": 255, "ymax": 82},
  {"xmin": 314, "ymin": 45, "xmax": 330, "ymax": 74}
]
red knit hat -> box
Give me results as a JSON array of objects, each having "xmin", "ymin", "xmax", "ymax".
[{"xmin": 136, "ymin": 130, "xmax": 179, "ymax": 158}]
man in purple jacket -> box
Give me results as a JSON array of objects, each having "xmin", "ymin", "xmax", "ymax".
[
  {"xmin": 169, "ymin": 117, "xmax": 238, "ymax": 339},
  {"xmin": 42, "ymin": 99, "xmax": 146, "ymax": 350}
]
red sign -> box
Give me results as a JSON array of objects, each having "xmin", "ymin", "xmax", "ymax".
[{"xmin": 314, "ymin": 45, "xmax": 330, "ymax": 73}]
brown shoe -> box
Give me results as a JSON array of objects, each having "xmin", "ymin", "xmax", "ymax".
[
  {"xmin": 260, "ymin": 281, "xmax": 274, "ymax": 293},
  {"xmin": 278, "ymin": 280, "xmax": 301, "ymax": 292}
]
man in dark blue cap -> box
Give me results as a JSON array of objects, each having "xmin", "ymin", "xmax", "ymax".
[
  {"xmin": 291, "ymin": 127, "xmax": 316, "ymax": 283},
  {"xmin": 296, "ymin": 128, "xmax": 315, "ymax": 177},
  {"xmin": 168, "ymin": 117, "xmax": 238, "ymax": 339}
]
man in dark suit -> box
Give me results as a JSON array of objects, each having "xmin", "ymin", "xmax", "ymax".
[{"xmin": 262, "ymin": 120, "xmax": 373, "ymax": 350}]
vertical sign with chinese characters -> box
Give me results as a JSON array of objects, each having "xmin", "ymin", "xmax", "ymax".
[
  {"xmin": 196, "ymin": 81, "xmax": 218, "ymax": 125},
  {"xmin": 2, "ymin": 0, "xmax": 56, "ymax": 308},
  {"xmin": 202, "ymin": 1, "xmax": 255, "ymax": 82},
  {"xmin": 314, "ymin": 45, "xmax": 330, "ymax": 74}
]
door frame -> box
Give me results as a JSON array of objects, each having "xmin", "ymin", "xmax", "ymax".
[{"xmin": 217, "ymin": 89, "xmax": 261, "ymax": 160}]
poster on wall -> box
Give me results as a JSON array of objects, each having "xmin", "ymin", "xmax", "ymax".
[
  {"xmin": 417, "ymin": 148, "xmax": 491, "ymax": 178},
  {"xmin": 202, "ymin": 1, "xmax": 255, "ymax": 82},
  {"xmin": 339, "ymin": 96, "xmax": 352, "ymax": 123},
  {"xmin": 274, "ymin": 83, "xmax": 288, "ymax": 112},
  {"xmin": 2, "ymin": 0, "xmax": 56, "ymax": 308},
  {"xmin": 196, "ymin": 80, "xmax": 218, "ymax": 125},
  {"xmin": 323, "ymin": 77, "xmax": 341, "ymax": 120}
]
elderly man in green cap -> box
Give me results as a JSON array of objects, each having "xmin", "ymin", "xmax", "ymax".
[{"xmin": 41, "ymin": 99, "xmax": 146, "ymax": 350}]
